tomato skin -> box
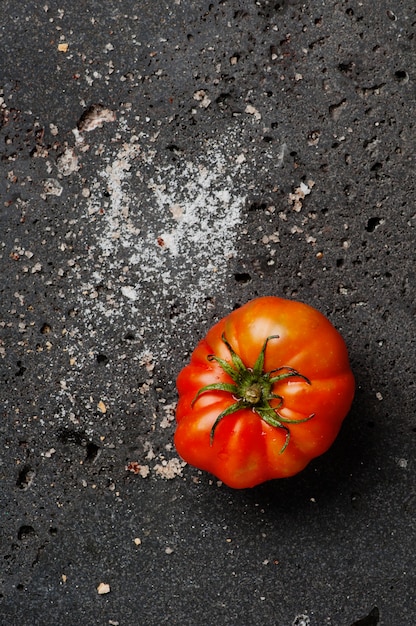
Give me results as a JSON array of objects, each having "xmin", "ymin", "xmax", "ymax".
[{"xmin": 175, "ymin": 296, "xmax": 355, "ymax": 489}]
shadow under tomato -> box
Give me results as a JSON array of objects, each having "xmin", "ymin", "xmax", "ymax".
[{"xmin": 208, "ymin": 381, "xmax": 383, "ymax": 516}]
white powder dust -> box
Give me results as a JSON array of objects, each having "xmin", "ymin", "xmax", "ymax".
[{"xmin": 80, "ymin": 130, "xmax": 247, "ymax": 351}]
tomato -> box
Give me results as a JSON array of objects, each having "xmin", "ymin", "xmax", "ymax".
[{"xmin": 174, "ymin": 296, "xmax": 355, "ymax": 489}]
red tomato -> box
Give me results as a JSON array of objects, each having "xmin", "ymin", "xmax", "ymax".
[{"xmin": 174, "ymin": 296, "xmax": 355, "ymax": 489}]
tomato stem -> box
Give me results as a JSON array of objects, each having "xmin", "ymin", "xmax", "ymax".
[{"xmin": 192, "ymin": 334, "xmax": 314, "ymax": 450}]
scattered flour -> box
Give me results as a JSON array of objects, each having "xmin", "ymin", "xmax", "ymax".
[
  {"xmin": 79, "ymin": 128, "xmax": 247, "ymax": 351},
  {"xmin": 153, "ymin": 457, "xmax": 187, "ymax": 479}
]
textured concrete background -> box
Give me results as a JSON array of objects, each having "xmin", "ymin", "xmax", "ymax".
[{"xmin": 1, "ymin": 1, "xmax": 415, "ymax": 624}]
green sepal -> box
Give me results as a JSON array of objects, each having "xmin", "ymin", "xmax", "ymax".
[
  {"xmin": 209, "ymin": 401, "xmax": 245, "ymax": 445},
  {"xmin": 191, "ymin": 382, "xmax": 238, "ymax": 407},
  {"xmin": 191, "ymin": 334, "xmax": 314, "ymax": 450},
  {"xmin": 252, "ymin": 335, "xmax": 279, "ymax": 377}
]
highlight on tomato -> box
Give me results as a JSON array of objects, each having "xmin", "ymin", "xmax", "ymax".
[{"xmin": 174, "ymin": 296, "xmax": 355, "ymax": 489}]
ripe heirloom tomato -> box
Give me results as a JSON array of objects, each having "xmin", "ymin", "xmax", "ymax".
[{"xmin": 174, "ymin": 296, "xmax": 355, "ymax": 489}]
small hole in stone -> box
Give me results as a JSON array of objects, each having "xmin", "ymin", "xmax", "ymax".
[
  {"xmin": 15, "ymin": 361, "xmax": 26, "ymax": 377},
  {"xmin": 40, "ymin": 323, "xmax": 51, "ymax": 334},
  {"xmin": 234, "ymin": 272, "xmax": 252, "ymax": 284},
  {"xmin": 249, "ymin": 201, "xmax": 268, "ymax": 211},
  {"xmin": 166, "ymin": 144, "xmax": 183, "ymax": 154},
  {"xmin": 16, "ymin": 466, "xmax": 36, "ymax": 490},
  {"xmin": 338, "ymin": 61, "xmax": 355, "ymax": 76},
  {"xmin": 394, "ymin": 69, "xmax": 409, "ymax": 84},
  {"xmin": 18, "ymin": 525, "xmax": 36, "ymax": 541},
  {"xmin": 366, "ymin": 217, "xmax": 382, "ymax": 232},
  {"xmin": 85, "ymin": 442, "xmax": 100, "ymax": 463},
  {"xmin": 336, "ymin": 259, "xmax": 344, "ymax": 267},
  {"xmin": 96, "ymin": 353, "xmax": 109, "ymax": 365},
  {"xmin": 124, "ymin": 331, "xmax": 136, "ymax": 341}
]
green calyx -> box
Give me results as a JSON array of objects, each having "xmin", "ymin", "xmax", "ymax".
[{"xmin": 192, "ymin": 334, "xmax": 314, "ymax": 452}]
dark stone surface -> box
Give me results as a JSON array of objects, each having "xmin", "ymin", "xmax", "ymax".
[{"xmin": 1, "ymin": 1, "xmax": 415, "ymax": 624}]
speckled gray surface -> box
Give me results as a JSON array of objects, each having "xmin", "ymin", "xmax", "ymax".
[{"xmin": 1, "ymin": 1, "xmax": 415, "ymax": 625}]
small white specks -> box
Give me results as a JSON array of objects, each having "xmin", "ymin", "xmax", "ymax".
[
  {"xmin": 193, "ymin": 90, "xmax": 211, "ymax": 108},
  {"xmin": 292, "ymin": 615, "xmax": 310, "ymax": 626},
  {"xmin": 121, "ymin": 286, "xmax": 138, "ymax": 301},
  {"xmin": 245, "ymin": 104, "xmax": 262, "ymax": 120},
  {"xmin": 56, "ymin": 147, "xmax": 79, "ymax": 176},
  {"xmin": 43, "ymin": 178, "xmax": 63, "ymax": 196},
  {"xmin": 97, "ymin": 582, "xmax": 111, "ymax": 595}
]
